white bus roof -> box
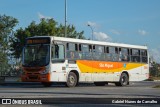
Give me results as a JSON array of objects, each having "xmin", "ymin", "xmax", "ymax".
[{"xmin": 29, "ymin": 36, "xmax": 148, "ymax": 49}]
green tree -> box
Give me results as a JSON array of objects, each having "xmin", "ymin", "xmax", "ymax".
[
  {"xmin": 11, "ymin": 18, "xmax": 85, "ymax": 59},
  {"xmin": 150, "ymin": 61, "xmax": 160, "ymax": 77},
  {"xmin": 0, "ymin": 14, "xmax": 18, "ymax": 74}
]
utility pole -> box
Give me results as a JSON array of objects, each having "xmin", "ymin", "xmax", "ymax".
[
  {"xmin": 65, "ymin": 0, "xmax": 67, "ymax": 38},
  {"xmin": 87, "ymin": 24, "xmax": 94, "ymax": 40}
]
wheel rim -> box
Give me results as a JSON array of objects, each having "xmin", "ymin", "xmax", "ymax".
[
  {"xmin": 122, "ymin": 77, "xmax": 125, "ymax": 83},
  {"xmin": 69, "ymin": 75, "xmax": 75, "ymax": 85},
  {"xmin": 122, "ymin": 75, "xmax": 127, "ymax": 85}
]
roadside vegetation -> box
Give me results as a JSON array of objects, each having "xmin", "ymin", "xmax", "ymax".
[
  {"xmin": 148, "ymin": 61, "xmax": 160, "ymax": 81},
  {"xmin": 153, "ymin": 85, "xmax": 160, "ymax": 88},
  {"xmin": 149, "ymin": 63, "xmax": 160, "ymax": 88},
  {"xmin": 0, "ymin": 14, "xmax": 85, "ymax": 76}
]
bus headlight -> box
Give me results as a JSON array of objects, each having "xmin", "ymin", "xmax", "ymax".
[
  {"xmin": 40, "ymin": 70, "xmax": 47, "ymax": 74},
  {"xmin": 40, "ymin": 66, "xmax": 50, "ymax": 74}
]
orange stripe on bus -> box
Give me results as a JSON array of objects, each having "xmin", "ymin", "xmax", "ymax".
[{"xmin": 77, "ymin": 60, "xmax": 146, "ymax": 73}]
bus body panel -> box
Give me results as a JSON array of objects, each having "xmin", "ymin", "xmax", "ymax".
[
  {"xmin": 76, "ymin": 60, "xmax": 149, "ymax": 82},
  {"xmin": 50, "ymin": 63, "xmax": 67, "ymax": 82}
]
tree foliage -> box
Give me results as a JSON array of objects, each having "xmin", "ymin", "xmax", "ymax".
[
  {"xmin": 11, "ymin": 18, "xmax": 85, "ymax": 59},
  {"xmin": 0, "ymin": 15, "xmax": 18, "ymax": 73},
  {"xmin": 150, "ymin": 62, "xmax": 160, "ymax": 77}
]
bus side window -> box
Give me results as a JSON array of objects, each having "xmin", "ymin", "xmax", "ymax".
[
  {"xmin": 66, "ymin": 43, "xmax": 69, "ymax": 50},
  {"xmin": 119, "ymin": 48, "xmax": 130, "ymax": 62},
  {"xmin": 75, "ymin": 44, "xmax": 78, "ymax": 51},
  {"xmin": 66, "ymin": 43, "xmax": 78, "ymax": 59},
  {"xmin": 79, "ymin": 44, "xmax": 82, "ymax": 59},
  {"xmin": 106, "ymin": 47, "xmax": 111, "ymax": 61},
  {"xmin": 110, "ymin": 47, "xmax": 118, "ymax": 61},
  {"xmin": 127, "ymin": 49, "xmax": 130, "ymax": 61},
  {"xmin": 106, "ymin": 47, "xmax": 109, "ymax": 53},
  {"xmin": 108, "ymin": 47, "xmax": 114, "ymax": 61},
  {"xmin": 106, "ymin": 47, "xmax": 118, "ymax": 61},
  {"xmin": 100, "ymin": 46, "xmax": 105, "ymax": 60},
  {"xmin": 55, "ymin": 44, "xmax": 59, "ymax": 58},
  {"xmin": 141, "ymin": 50, "xmax": 148, "ymax": 63},
  {"xmin": 79, "ymin": 44, "xmax": 81, "ymax": 51},
  {"xmin": 52, "ymin": 44, "xmax": 64, "ymax": 62},
  {"xmin": 93, "ymin": 45, "xmax": 105, "ymax": 60},
  {"xmin": 130, "ymin": 49, "xmax": 132, "ymax": 56},
  {"xmin": 51, "ymin": 44, "xmax": 59, "ymax": 59},
  {"xmin": 115, "ymin": 47, "xmax": 118, "ymax": 54},
  {"xmin": 131, "ymin": 49, "xmax": 140, "ymax": 62},
  {"xmin": 81, "ymin": 44, "xmax": 88, "ymax": 59},
  {"xmin": 81, "ymin": 44, "xmax": 92, "ymax": 60},
  {"xmin": 89, "ymin": 45, "xmax": 92, "ymax": 52},
  {"xmin": 119, "ymin": 48, "xmax": 122, "ymax": 61},
  {"xmin": 93, "ymin": 45, "xmax": 95, "ymax": 52},
  {"xmin": 88, "ymin": 45, "xmax": 92, "ymax": 59}
]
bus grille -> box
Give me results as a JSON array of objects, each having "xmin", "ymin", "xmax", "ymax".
[{"xmin": 28, "ymin": 75, "xmax": 38, "ymax": 80}]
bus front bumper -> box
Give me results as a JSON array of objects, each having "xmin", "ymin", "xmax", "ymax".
[{"xmin": 21, "ymin": 73, "xmax": 50, "ymax": 82}]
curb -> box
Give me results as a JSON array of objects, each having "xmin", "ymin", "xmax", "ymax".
[{"xmin": 154, "ymin": 80, "xmax": 160, "ymax": 81}]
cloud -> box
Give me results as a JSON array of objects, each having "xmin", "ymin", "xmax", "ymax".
[
  {"xmin": 138, "ymin": 29, "xmax": 147, "ymax": 36},
  {"xmin": 38, "ymin": 12, "xmax": 52, "ymax": 19},
  {"xmin": 110, "ymin": 29, "xmax": 121, "ymax": 35},
  {"xmin": 86, "ymin": 21, "xmax": 111, "ymax": 42},
  {"xmin": 93, "ymin": 32, "xmax": 112, "ymax": 42},
  {"xmin": 149, "ymin": 47, "xmax": 160, "ymax": 63}
]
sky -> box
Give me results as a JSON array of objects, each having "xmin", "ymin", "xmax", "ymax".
[{"xmin": 0, "ymin": 0, "xmax": 160, "ymax": 63}]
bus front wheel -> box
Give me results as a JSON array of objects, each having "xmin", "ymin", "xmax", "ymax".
[
  {"xmin": 115, "ymin": 73, "xmax": 129, "ymax": 86},
  {"xmin": 66, "ymin": 72, "xmax": 77, "ymax": 87}
]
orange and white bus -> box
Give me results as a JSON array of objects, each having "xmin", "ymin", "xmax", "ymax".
[{"xmin": 21, "ymin": 36, "xmax": 149, "ymax": 87}]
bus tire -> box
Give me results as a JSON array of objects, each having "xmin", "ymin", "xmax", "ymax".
[
  {"xmin": 41, "ymin": 82, "xmax": 52, "ymax": 87},
  {"xmin": 66, "ymin": 72, "xmax": 77, "ymax": 87},
  {"xmin": 115, "ymin": 73, "xmax": 129, "ymax": 86},
  {"xmin": 94, "ymin": 82, "xmax": 106, "ymax": 86}
]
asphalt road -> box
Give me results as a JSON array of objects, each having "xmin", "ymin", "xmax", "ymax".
[
  {"xmin": 0, "ymin": 81, "xmax": 160, "ymax": 98},
  {"xmin": 0, "ymin": 81, "xmax": 160, "ymax": 106}
]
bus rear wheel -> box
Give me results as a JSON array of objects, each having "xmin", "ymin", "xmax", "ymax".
[
  {"xmin": 115, "ymin": 73, "xmax": 129, "ymax": 86},
  {"xmin": 66, "ymin": 72, "xmax": 77, "ymax": 87}
]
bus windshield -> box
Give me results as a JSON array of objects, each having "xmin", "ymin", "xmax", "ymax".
[{"xmin": 22, "ymin": 44, "xmax": 50, "ymax": 67}]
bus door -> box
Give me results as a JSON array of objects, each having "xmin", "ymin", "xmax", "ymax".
[
  {"xmin": 51, "ymin": 43, "xmax": 66, "ymax": 81},
  {"xmin": 130, "ymin": 49, "xmax": 141, "ymax": 81},
  {"xmin": 105, "ymin": 47, "xmax": 119, "ymax": 81},
  {"xmin": 140, "ymin": 50, "xmax": 149, "ymax": 80}
]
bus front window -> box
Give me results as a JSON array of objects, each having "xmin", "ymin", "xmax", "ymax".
[{"xmin": 23, "ymin": 45, "xmax": 50, "ymax": 67}]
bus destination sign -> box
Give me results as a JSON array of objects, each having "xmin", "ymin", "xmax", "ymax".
[{"xmin": 26, "ymin": 38, "xmax": 50, "ymax": 44}]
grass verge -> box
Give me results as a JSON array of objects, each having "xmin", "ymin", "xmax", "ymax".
[{"xmin": 153, "ymin": 85, "xmax": 160, "ymax": 88}]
